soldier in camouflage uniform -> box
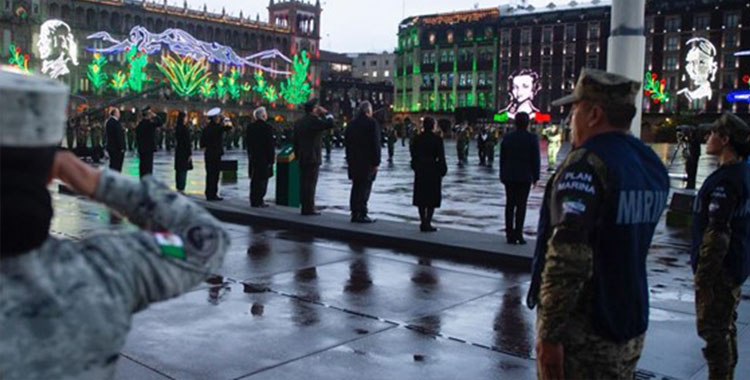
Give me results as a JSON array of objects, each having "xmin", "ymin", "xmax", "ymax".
[
  {"xmin": 527, "ymin": 69, "xmax": 670, "ymax": 379},
  {"xmin": 0, "ymin": 71, "xmax": 230, "ymax": 380},
  {"xmin": 691, "ymin": 112, "xmax": 750, "ymax": 380}
]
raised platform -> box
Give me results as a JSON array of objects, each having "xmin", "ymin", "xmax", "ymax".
[{"xmin": 189, "ymin": 196, "xmax": 535, "ymax": 269}]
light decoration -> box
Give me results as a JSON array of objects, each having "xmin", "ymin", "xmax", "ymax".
[
  {"xmin": 216, "ymin": 73, "xmax": 228, "ymax": 100},
  {"xmin": 677, "ymin": 37, "xmax": 717, "ymax": 101},
  {"xmin": 500, "ymin": 69, "xmax": 541, "ymax": 119},
  {"xmin": 726, "ymin": 74, "xmax": 750, "ymax": 103},
  {"xmin": 87, "ymin": 53, "xmax": 108, "ymax": 93},
  {"xmin": 494, "ymin": 111, "xmax": 550, "ymax": 123},
  {"xmin": 227, "ymin": 68, "xmax": 242, "ymax": 101},
  {"xmin": 199, "ymin": 78, "xmax": 216, "ymax": 99},
  {"xmin": 125, "ymin": 45, "xmax": 149, "ymax": 92},
  {"xmin": 280, "ymin": 50, "xmax": 312, "ymax": 105},
  {"xmin": 39, "ymin": 20, "xmax": 79, "ymax": 79},
  {"xmin": 643, "ymin": 71, "xmax": 670, "ymax": 104},
  {"xmin": 156, "ymin": 54, "xmax": 210, "ymax": 97},
  {"xmin": 87, "ymin": 26, "xmax": 292, "ymax": 75},
  {"xmin": 252, "ymin": 70, "xmax": 280, "ymax": 103},
  {"xmin": 111, "ymin": 71, "xmax": 128, "ymax": 93},
  {"xmin": 8, "ymin": 44, "xmax": 31, "ymax": 73}
]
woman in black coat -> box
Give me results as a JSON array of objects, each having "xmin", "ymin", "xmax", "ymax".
[
  {"xmin": 410, "ymin": 117, "xmax": 447, "ymax": 232},
  {"xmin": 174, "ymin": 111, "xmax": 192, "ymax": 192}
]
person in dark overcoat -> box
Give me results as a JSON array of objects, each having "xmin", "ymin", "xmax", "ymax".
[
  {"xmin": 410, "ymin": 117, "xmax": 447, "ymax": 232},
  {"xmin": 345, "ymin": 101, "xmax": 381, "ymax": 223},
  {"xmin": 246, "ymin": 106, "xmax": 276, "ymax": 207},
  {"xmin": 201, "ymin": 108, "xmax": 229, "ymax": 201},
  {"xmin": 174, "ymin": 111, "xmax": 192, "ymax": 193},
  {"xmin": 135, "ymin": 106, "xmax": 163, "ymax": 178},
  {"xmin": 105, "ymin": 108, "xmax": 126, "ymax": 172},
  {"xmin": 292, "ymin": 98, "xmax": 335, "ymax": 215}
]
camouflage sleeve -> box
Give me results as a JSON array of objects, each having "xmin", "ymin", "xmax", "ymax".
[
  {"xmin": 695, "ymin": 182, "xmax": 737, "ymax": 288},
  {"xmin": 80, "ymin": 170, "xmax": 230, "ymax": 313},
  {"xmin": 537, "ymin": 151, "xmax": 605, "ymax": 343}
]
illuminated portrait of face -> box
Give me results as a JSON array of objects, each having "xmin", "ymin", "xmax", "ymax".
[
  {"xmin": 678, "ymin": 37, "xmax": 717, "ymax": 101},
  {"xmin": 38, "ymin": 20, "xmax": 79, "ymax": 79},
  {"xmin": 500, "ymin": 69, "xmax": 541, "ymax": 118}
]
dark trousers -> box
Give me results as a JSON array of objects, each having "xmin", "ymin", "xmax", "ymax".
[
  {"xmin": 250, "ymin": 169, "xmax": 269, "ymax": 206},
  {"xmin": 139, "ymin": 153, "xmax": 153, "ymax": 178},
  {"xmin": 300, "ymin": 164, "xmax": 320, "ymax": 213},
  {"xmin": 350, "ymin": 178, "xmax": 374, "ymax": 216},
  {"xmin": 205, "ymin": 161, "xmax": 221, "ymax": 199},
  {"xmin": 504, "ymin": 182, "xmax": 531, "ymax": 241},
  {"xmin": 176, "ymin": 170, "xmax": 188, "ymax": 192},
  {"xmin": 109, "ymin": 151, "xmax": 124, "ymax": 172},
  {"xmin": 686, "ymin": 158, "xmax": 699, "ymax": 190}
]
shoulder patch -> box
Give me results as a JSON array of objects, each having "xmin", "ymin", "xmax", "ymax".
[
  {"xmin": 185, "ymin": 225, "xmax": 219, "ymax": 261},
  {"xmin": 563, "ymin": 148, "xmax": 587, "ymax": 167},
  {"xmin": 154, "ymin": 232, "xmax": 185, "ymax": 260}
]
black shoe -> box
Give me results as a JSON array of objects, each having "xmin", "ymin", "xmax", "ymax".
[
  {"xmin": 420, "ymin": 224, "xmax": 437, "ymax": 232},
  {"xmin": 354, "ymin": 216, "xmax": 376, "ymax": 224},
  {"xmin": 302, "ymin": 211, "xmax": 321, "ymax": 216},
  {"xmin": 506, "ymin": 238, "xmax": 517, "ymax": 245},
  {"xmin": 260, "ymin": 203, "xmax": 270, "ymax": 208},
  {"xmin": 207, "ymin": 196, "xmax": 224, "ymax": 201},
  {"xmin": 517, "ymin": 239, "xmax": 527, "ymax": 245}
]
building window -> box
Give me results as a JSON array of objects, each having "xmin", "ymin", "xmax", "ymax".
[
  {"xmin": 665, "ymin": 16, "xmax": 681, "ymax": 32},
  {"xmin": 722, "ymin": 73, "xmax": 736, "ymax": 89},
  {"xmin": 484, "ymin": 27, "xmax": 493, "ymax": 40},
  {"xmin": 429, "ymin": 33, "xmax": 436, "ymax": 45},
  {"xmin": 565, "ymin": 24, "xmax": 576, "ymax": 41},
  {"xmin": 645, "ymin": 16, "xmax": 654, "ymax": 32},
  {"xmin": 723, "ymin": 54, "xmax": 736, "ymax": 69},
  {"xmin": 361, "ymin": 61, "xmax": 366, "ymax": 67},
  {"xmin": 520, "ymin": 28, "xmax": 531, "ymax": 44},
  {"xmin": 542, "ymin": 27, "xmax": 552, "ymax": 43},
  {"xmin": 447, "ymin": 31, "xmax": 454, "ymax": 44},
  {"xmin": 4, "ymin": 0, "xmax": 10, "ymax": 10},
  {"xmin": 724, "ymin": 31, "xmax": 737, "ymax": 48},
  {"xmin": 588, "ymin": 22, "xmax": 600, "ymax": 39},
  {"xmin": 373, "ymin": 71, "xmax": 378, "ymax": 78},
  {"xmin": 466, "ymin": 29, "xmax": 473, "ymax": 42},
  {"xmin": 385, "ymin": 59, "xmax": 389, "ymax": 65},
  {"xmin": 666, "ymin": 36, "xmax": 679, "ymax": 51},
  {"xmin": 725, "ymin": 13, "xmax": 740, "ymax": 28},
  {"xmin": 459, "ymin": 73, "xmax": 467, "ymax": 87},
  {"xmin": 665, "ymin": 56, "xmax": 678, "ymax": 71},
  {"xmin": 478, "ymin": 72, "xmax": 486, "ymax": 86},
  {"xmin": 448, "ymin": 73, "xmax": 454, "ymax": 86},
  {"xmin": 694, "ymin": 14, "xmax": 710, "ymax": 30},
  {"xmin": 586, "ymin": 55, "xmax": 598, "ymax": 69},
  {"xmin": 384, "ymin": 70, "xmax": 390, "ymax": 77},
  {"xmin": 501, "ymin": 31, "xmax": 510, "ymax": 46}
]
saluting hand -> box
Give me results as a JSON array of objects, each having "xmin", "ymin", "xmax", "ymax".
[{"xmin": 49, "ymin": 151, "xmax": 102, "ymax": 198}]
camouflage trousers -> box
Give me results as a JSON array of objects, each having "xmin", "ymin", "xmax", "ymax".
[
  {"xmin": 696, "ymin": 273, "xmax": 741, "ymax": 380},
  {"xmin": 536, "ymin": 309, "xmax": 645, "ymax": 380}
]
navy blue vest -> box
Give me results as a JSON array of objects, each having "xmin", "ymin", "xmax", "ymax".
[
  {"xmin": 528, "ymin": 132, "xmax": 669, "ymax": 343},
  {"xmin": 691, "ymin": 162, "xmax": 750, "ymax": 285}
]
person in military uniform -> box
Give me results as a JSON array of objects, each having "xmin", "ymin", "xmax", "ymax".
[
  {"xmin": 89, "ymin": 118, "xmax": 104, "ymax": 163},
  {"xmin": 0, "ymin": 71, "xmax": 230, "ymax": 380},
  {"xmin": 477, "ymin": 126, "xmax": 489, "ymax": 166},
  {"xmin": 201, "ymin": 108, "xmax": 231, "ymax": 201},
  {"xmin": 483, "ymin": 126, "xmax": 498, "ymax": 167},
  {"xmin": 136, "ymin": 106, "xmax": 164, "ymax": 178},
  {"xmin": 75, "ymin": 116, "xmax": 90, "ymax": 153},
  {"xmin": 192, "ymin": 123, "xmax": 202, "ymax": 150},
  {"xmin": 323, "ymin": 129, "xmax": 333, "ymax": 160},
  {"xmin": 541, "ymin": 123, "xmax": 563, "ymax": 172},
  {"xmin": 527, "ymin": 68, "xmax": 670, "ymax": 380},
  {"xmin": 293, "ymin": 98, "xmax": 335, "ymax": 215},
  {"xmin": 65, "ymin": 118, "xmax": 76, "ymax": 149},
  {"xmin": 691, "ymin": 112, "xmax": 750, "ymax": 380},
  {"xmin": 386, "ymin": 124, "xmax": 398, "ymax": 162}
]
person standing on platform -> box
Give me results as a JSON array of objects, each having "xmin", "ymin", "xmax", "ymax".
[
  {"xmin": 293, "ymin": 98, "xmax": 335, "ymax": 215},
  {"xmin": 500, "ymin": 112, "xmax": 540, "ymax": 245},
  {"xmin": 386, "ymin": 124, "xmax": 398, "ymax": 162},
  {"xmin": 174, "ymin": 111, "xmax": 192, "ymax": 193},
  {"xmin": 527, "ymin": 69, "xmax": 669, "ymax": 380},
  {"xmin": 201, "ymin": 107, "xmax": 229, "ymax": 201},
  {"xmin": 246, "ymin": 107, "xmax": 276, "ymax": 208},
  {"xmin": 410, "ymin": 117, "xmax": 447, "ymax": 232},
  {"xmin": 126, "ymin": 121, "xmax": 136, "ymax": 151},
  {"xmin": 345, "ymin": 101, "xmax": 381, "ymax": 223},
  {"xmin": 541, "ymin": 123, "xmax": 563, "ymax": 172},
  {"xmin": 691, "ymin": 113, "xmax": 750, "ymax": 380},
  {"xmin": 65, "ymin": 118, "xmax": 75, "ymax": 149},
  {"xmin": 105, "ymin": 108, "xmax": 126, "ymax": 172},
  {"xmin": 136, "ymin": 107, "xmax": 163, "ymax": 178},
  {"xmin": 477, "ymin": 126, "xmax": 489, "ymax": 166}
]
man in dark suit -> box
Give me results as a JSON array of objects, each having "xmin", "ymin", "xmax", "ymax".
[
  {"xmin": 293, "ymin": 99, "xmax": 335, "ymax": 215},
  {"xmin": 135, "ymin": 106, "xmax": 163, "ymax": 178},
  {"xmin": 345, "ymin": 101, "xmax": 381, "ymax": 223},
  {"xmin": 246, "ymin": 107, "xmax": 276, "ymax": 207},
  {"xmin": 201, "ymin": 108, "xmax": 229, "ymax": 201},
  {"xmin": 500, "ymin": 112, "xmax": 540, "ymax": 244},
  {"xmin": 105, "ymin": 108, "xmax": 126, "ymax": 172}
]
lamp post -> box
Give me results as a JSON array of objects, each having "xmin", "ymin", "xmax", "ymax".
[{"xmin": 607, "ymin": 0, "xmax": 646, "ymax": 138}]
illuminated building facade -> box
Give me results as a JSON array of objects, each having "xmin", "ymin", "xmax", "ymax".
[{"xmin": 395, "ymin": 0, "xmax": 749, "ymax": 124}]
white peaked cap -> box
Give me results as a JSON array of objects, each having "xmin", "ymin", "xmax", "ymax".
[
  {"xmin": 206, "ymin": 107, "xmax": 222, "ymax": 117},
  {"xmin": 0, "ymin": 70, "xmax": 69, "ymax": 147}
]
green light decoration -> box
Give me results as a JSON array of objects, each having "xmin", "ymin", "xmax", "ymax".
[
  {"xmin": 494, "ymin": 112, "xmax": 509, "ymax": 123},
  {"xmin": 644, "ymin": 71, "xmax": 669, "ymax": 104},
  {"xmin": 449, "ymin": 93, "xmax": 456, "ymax": 112},
  {"xmin": 216, "ymin": 73, "xmax": 228, "ymax": 100},
  {"xmin": 479, "ymin": 92, "xmax": 486, "ymax": 109},
  {"xmin": 199, "ymin": 78, "xmax": 216, "ymax": 99},
  {"xmin": 156, "ymin": 54, "xmax": 210, "ymax": 98},
  {"xmin": 86, "ymin": 53, "xmax": 108, "ymax": 93},
  {"xmin": 126, "ymin": 45, "xmax": 149, "ymax": 92},
  {"xmin": 227, "ymin": 68, "xmax": 242, "ymax": 100},
  {"xmin": 265, "ymin": 85, "xmax": 279, "ymax": 103},
  {"xmin": 111, "ymin": 71, "xmax": 128, "ymax": 93},
  {"xmin": 253, "ymin": 70, "xmax": 268, "ymax": 94},
  {"xmin": 8, "ymin": 44, "xmax": 31, "ymax": 73},
  {"xmin": 280, "ymin": 50, "xmax": 312, "ymax": 105},
  {"xmin": 467, "ymin": 93, "xmax": 475, "ymax": 107}
]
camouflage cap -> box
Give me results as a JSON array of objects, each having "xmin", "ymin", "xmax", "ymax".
[
  {"xmin": 701, "ymin": 112, "xmax": 750, "ymax": 147},
  {"xmin": 551, "ymin": 68, "xmax": 641, "ymax": 107}
]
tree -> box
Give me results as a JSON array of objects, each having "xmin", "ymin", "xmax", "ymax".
[
  {"xmin": 87, "ymin": 53, "xmax": 108, "ymax": 94},
  {"xmin": 126, "ymin": 44, "xmax": 149, "ymax": 92},
  {"xmin": 280, "ymin": 50, "xmax": 312, "ymax": 105},
  {"xmin": 156, "ymin": 54, "xmax": 211, "ymax": 98}
]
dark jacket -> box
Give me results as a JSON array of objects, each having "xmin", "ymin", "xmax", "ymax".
[
  {"xmin": 500, "ymin": 129, "xmax": 540, "ymax": 184},
  {"xmin": 293, "ymin": 113, "xmax": 334, "ymax": 166},
  {"xmin": 105, "ymin": 117, "xmax": 125, "ymax": 153},
  {"xmin": 174, "ymin": 122, "xmax": 192, "ymax": 171},
  {"xmin": 135, "ymin": 116, "xmax": 163, "ymax": 155},
  {"xmin": 344, "ymin": 114, "xmax": 382, "ymax": 181},
  {"xmin": 410, "ymin": 130, "xmax": 447, "ymax": 208},
  {"xmin": 201, "ymin": 121, "xmax": 228, "ymax": 164},
  {"xmin": 246, "ymin": 120, "xmax": 276, "ymax": 176}
]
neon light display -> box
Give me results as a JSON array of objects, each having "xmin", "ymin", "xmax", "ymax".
[
  {"xmin": 494, "ymin": 111, "xmax": 550, "ymax": 123},
  {"xmin": 726, "ymin": 74, "xmax": 750, "ymax": 103},
  {"xmin": 87, "ymin": 26, "xmax": 292, "ymax": 75},
  {"xmin": 111, "ymin": 71, "xmax": 128, "ymax": 93},
  {"xmin": 39, "ymin": 20, "xmax": 79, "ymax": 79},
  {"xmin": 216, "ymin": 73, "xmax": 228, "ymax": 99},
  {"xmin": 8, "ymin": 44, "xmax": 31, "ymax": 73},
  {"xmin": 156, "ymin": 54, "xmax": 210, "ymax": 98},
  {"xmin": 227, "ymin": 68, "xmax": 242, "ymax": 101},
  {"xmin": 499, "ymin": 69, "xmax": 541, "ymax": 119},
  {"xmin": 677, "ymin": 37, "xmax": 717, "ymax": 101},
  {"xmin": 643, "ymin": 71, "xmax": 669, "ymax": 104},
  {"xmin": 280, "ymin": 50, "xmax": 312, "ymax": 105},
  {"xmin": 199, "ymin": 78, "xmax": 216, "ymax": 99},
  {"xmin": 87, "ymin": 53, "xmax": 108, "ymax": 93},
  {"xmin": 126, "ymin": 45, "xmax": 149, "ymax": 92}
]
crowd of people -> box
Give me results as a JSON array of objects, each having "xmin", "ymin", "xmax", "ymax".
[{"xmin": 2, "ymin": 67, "xmax": 749, "ymax": 380}]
